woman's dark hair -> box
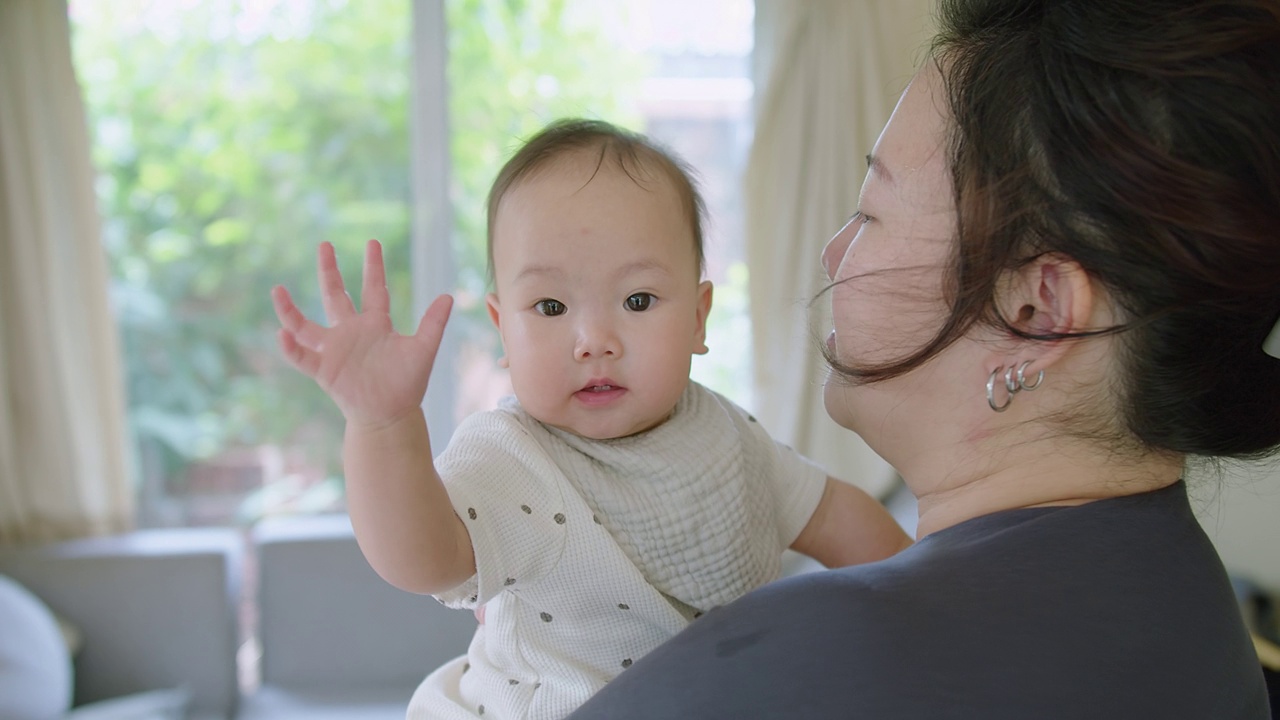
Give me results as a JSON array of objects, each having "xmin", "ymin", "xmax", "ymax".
[
  {"xmin": 485, "ymin": 118, "xmax": 706, "ymax": 282},
  {"xmin": 827, "ymin": 0, "xmax": 1280, "ymax": 458}
]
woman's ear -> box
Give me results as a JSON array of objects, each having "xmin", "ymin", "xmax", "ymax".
[
  {"xmin": 999, "ymin": 254, "xmax": 1095, "ymax": 362},
  {"xmin": 485, "ymin": 293, "xmax": 510, "ymax": 368}
]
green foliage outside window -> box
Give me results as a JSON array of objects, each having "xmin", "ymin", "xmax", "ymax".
[{"xmin": 71, "ymin": 0, "xmax": 643, "ymax": 520}]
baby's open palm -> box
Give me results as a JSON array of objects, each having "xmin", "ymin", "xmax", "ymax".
[{"xmin": 271, "ymin": 240, "xmax": 452, "ymax": 429}]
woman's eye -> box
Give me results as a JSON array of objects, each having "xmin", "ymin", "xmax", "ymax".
[
  {"xmin": 535, "ymin": 299, "xmax": 566, "ymax": 316},
  {"xmin": 625, "ymin": 293, "xmax": 654, "ymax": 312}
]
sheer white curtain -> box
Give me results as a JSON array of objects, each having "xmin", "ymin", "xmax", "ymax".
[
  {"xmin": 747, "ymin": 0, "xmax": 934, "ymax": 498},
  {"xmin": 0, "ymin": 0, "xmax": 134, "ymax": 543}
]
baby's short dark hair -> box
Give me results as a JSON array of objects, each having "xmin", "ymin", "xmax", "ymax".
[{"xmin": 486, "ymin": 118, "xmax": 706, "ymax": 282}]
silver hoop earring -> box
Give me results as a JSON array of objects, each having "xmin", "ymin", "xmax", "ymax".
[
  {"xmin": 1003, "ymin": 366, "xmax": 1019, "ymax": 394},
  {"xmin": 987, "ymin": 366, "xmax": 1012, "ymax": 412},
  {"xmin": 1016, "ymin": 360, "xmax": 1044, "ymax": 391}
]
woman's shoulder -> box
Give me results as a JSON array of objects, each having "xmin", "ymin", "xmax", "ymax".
[
  {"xmin": 568, "ymin": 486, "xmax": 1270, "ymax": 719},
  {"xmin": 567, "ymin": 558, "xmax": 981, "ymax": 720}
]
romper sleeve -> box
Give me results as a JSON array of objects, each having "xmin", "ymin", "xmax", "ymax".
[
  {"xmin": 729, "ymin": 403, "xmax": 828, "ymax": 550},
  {"xmin": 432, "ymin": 409, "xmax": 569, "ymax": 609},
  {"xmin": 760, "ymin": 437, "xmax": 828, "ymax": 549}
]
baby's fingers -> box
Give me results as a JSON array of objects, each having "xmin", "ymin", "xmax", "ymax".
[
  {"xmin": 361, "ymin": 239, "xmax": 390, "ymax": 315},
  {"xmin": 277, "ymin": 328, "xmax": 322, "ymax": 378},
  {"xmin": 272, "ymin": 285, "xmax": 326, "ymax": 351},
  {"xmin": 414, "ymin": 294, "xmax": 454, "ymax": 353},
  {"xmin": 317, "ymin": 242, "xmax": 357, "ymax": 322}
]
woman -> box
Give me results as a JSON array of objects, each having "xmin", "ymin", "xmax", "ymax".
[{"xmin": 566, "ymin": 0, "xmax": 1279, "ymax": 717}]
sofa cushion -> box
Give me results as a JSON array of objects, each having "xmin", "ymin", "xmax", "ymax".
[
  {"xmin": 0, "ymin": 528, "xmax": 242, "ymax": 719},
  {"xmin": 0, "ymin": 573, "xmax": 73, "ymax": 720},
  {"xmin": 252, "ymin": 514, "xmax": 475, "ymax": 692},
  {"xmin": 237, "ymin": 685, "xmax": 415, "ymax": 720},
  {"xmin": 64, "ymin": 687, "xmax": 190, "ymax": 720}
]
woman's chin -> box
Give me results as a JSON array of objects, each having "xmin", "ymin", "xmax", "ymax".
[{"xmin": 822, "ymin": 378, "xmax": 859, "ymax": 431}]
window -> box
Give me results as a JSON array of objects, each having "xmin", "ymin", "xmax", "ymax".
[{"xmin": 71, "ymin": 0, "xmax": 754, "ymax": 528}]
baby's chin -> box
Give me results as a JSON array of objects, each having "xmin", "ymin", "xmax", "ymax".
[{"xmin": 540, "ymin": 411, "xmax": 675, "ymax": 441}]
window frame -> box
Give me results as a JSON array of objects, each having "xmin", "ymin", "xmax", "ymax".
[{"xmin": 410, "ymin": 0, "xmax": 460, "ymax": 448}]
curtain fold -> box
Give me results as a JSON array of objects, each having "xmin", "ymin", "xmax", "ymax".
[
  {"xmin": 747, "ymin": 0, "xmax": 934, "ymax": 498},
  {"xmin": 0, "ymin": 0, "xmax": 134, "ymax": 544}
]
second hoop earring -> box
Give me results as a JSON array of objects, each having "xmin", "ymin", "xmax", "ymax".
[
  {"xmin": 986, "ymin": 361, "xmax": 1047, "ymax": 412},
  {"xmin": 1016, "ymin": 360, "xmax": 1044, "ymax": 391}
]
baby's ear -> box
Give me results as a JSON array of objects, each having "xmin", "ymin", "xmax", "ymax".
[
  {"xmin": 694, "ymin": 281, "xmax": 713, "ymax": 355},
  {"xmin": 485, "ymin": 293, "xmax": 510, "ymax": 368}
]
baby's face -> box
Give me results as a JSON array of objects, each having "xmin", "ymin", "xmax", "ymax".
[{"xmin": 487, "ymin": 155, "xmax": 712, "ymax": 439}]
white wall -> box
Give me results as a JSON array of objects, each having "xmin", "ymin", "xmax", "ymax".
[{"xmin": 1193, "ymin": 461, "xmax": 1280, "ymax": 593}]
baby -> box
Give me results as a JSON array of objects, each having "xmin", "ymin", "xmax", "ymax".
[{"xmin": 272, "ymin": 119, "xmax": 912, "ymax": 720}]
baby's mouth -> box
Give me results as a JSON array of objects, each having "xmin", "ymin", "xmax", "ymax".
[{"xmin": 579, "ymin": 377, "xmax": 625, "ymax": 393}]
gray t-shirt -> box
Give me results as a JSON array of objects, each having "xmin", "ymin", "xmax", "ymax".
[{"xmin": 568, "ymin": 481, "xmax": 1270, "ymax": 719}]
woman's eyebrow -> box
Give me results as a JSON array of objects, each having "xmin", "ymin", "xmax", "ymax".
[{"xmin": 866, "ymin": 153, "xmax": 896, "ymax": 185}]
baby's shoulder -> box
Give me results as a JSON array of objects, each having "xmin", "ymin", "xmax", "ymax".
[
  {"xmin": 684, "ymin": 381, "xmax": 768, "ymax": 435},
  {"xmin": 452, "ymin": 399, "xmax": 542, "ymax": 444},
  {"xmin": 684, "ymin": 383, "xmax": 819, "ymax": 472},
  {"xmin": 439, "ymin": 402, "xmax": 565, "ymax": 478}
]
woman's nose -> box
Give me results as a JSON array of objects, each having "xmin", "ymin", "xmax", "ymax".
[{"xmin": 822, "ymin": 225, "xmax": 853, "ymax": 281}]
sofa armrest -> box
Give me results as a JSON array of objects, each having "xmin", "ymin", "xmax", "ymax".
[
  {"xmin": 251, "ymin": 514, "xmax": 474, "ymax": 694},
  {"xmin": 0, "ymin": 528, "xmax": 243, "ymax": 719}
]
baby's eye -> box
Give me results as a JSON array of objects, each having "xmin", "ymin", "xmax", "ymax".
[
  {"xmin": 535, "ymin": 299, "xmax": 566, "ymax": 316},
  {"xmin": 625, "ymin": 293, "xmax": 654, "ymax": 312}
]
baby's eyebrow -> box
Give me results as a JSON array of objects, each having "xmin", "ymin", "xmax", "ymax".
[
  {"xmin": 513, "ymin": 264, "xmax": 566, "ymax": 283},
  {"xmin": 612, "ymin": 259, "xmax": 673, "ymax": 279},
  {"xmin": 512, "ymin": 257, "xmax": 670, "ymax": 280},
  {"xmin": 513, "ymin": 260, "xmax": 674, "ymax": 283}
]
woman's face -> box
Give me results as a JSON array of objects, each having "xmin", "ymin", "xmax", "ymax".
[{"xmin": 821, "ymin": 64, "xmax": 965, "ymax": 446}]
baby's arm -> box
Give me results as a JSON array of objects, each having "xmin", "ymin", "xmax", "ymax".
[
  {"xmin": 790, "ymin": 477, "xmax": 913, "ymax": 568},
  {"xmin": 343, "ymin": 411, "xmax": 475, "ymax": 595},
  {"xmin": 272, "ymin": 240, "xmax": 474, "ymax": 595}
]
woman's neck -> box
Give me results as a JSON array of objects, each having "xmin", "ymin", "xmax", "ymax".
[{"xmin": 906, "ymin": 434, "xmax": 1185, "ymax": 539}]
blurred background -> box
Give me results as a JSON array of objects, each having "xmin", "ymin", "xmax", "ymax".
[{"xmin": 68, "ymin": 0, "xmax": 756, "ymax": 528}]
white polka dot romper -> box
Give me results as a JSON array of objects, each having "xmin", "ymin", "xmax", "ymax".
[{"xmin": 405, "ymin": 381, "xmax": 828, "ymax": 720}]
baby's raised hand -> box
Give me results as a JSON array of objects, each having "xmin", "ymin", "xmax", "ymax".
[{"xmin": 272, "ymin": 240, "xmax": 452, "ymax": 429}]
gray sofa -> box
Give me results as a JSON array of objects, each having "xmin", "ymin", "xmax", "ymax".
[
  {"xmin": 240, "ymin": 515, "xmax": 475, "ymax": 719},
  {"xmin": 0, "ymin": 516, "xmax": 476, "ymax": 720},
  {"xmin": 0, "ymin": 528, "xmax": 242, "ymax": 720}
]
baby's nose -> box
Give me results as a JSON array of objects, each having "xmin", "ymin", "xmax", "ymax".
[{"xmin": 574, "ymin": 319, "xmax": 621, "ymax": 360}]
